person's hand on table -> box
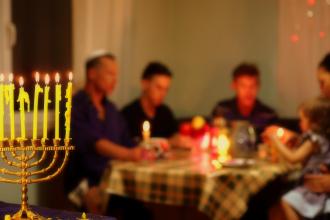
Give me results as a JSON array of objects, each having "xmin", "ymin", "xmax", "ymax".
[
  {"xmin": 169, "ymin": 133, "xmax": 195, "ymax": 149},
  {"xmin": 262, "ymin": 125, "xmax": 297, "ymax": 144},
  {"xmin": 304, "ymin": 164, "xmax": 330, "ymax": 193},
  {"xmin": 129, "ymin": 147, "xmax": 146, "ymax": 161},
  {"xmin": 304, "ymin": 174, "xmax": 330, "ymax": 193},
  {"xmin": 260, "ymin": 127, "xmax": 284, "ymax": 162},
  {"xmin": 261, "ymin": 126, "xmax": 279, "ymax": 145},
  {"xmin": 131, "ymin": 145, "xmax": 160, "ymax": 161}
]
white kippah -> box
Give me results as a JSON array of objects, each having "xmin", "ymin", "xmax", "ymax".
[{"xmin": 86, "ymin": 49, "xmax": 111, "ymax": 63}]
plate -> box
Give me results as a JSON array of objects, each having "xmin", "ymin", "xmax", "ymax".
[{"xmin": 220, "ymin": 158, "xmax": 255, "ymax": 168}]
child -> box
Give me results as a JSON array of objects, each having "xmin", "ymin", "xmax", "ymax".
[{"xmin": 264, "ymin": 96, "xmax": 330, "ymax": 220}]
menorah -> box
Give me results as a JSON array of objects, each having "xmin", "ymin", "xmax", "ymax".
[{"xmin": 0, "ymin": 72, "xmax": 74, "ymax": 220}]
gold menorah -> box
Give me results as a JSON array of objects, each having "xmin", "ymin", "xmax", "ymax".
[
  {"xmin": 0, "ymin": 72, "xmax": 74, "ymax": 219},
  {"xmin": 0, "ymin": 138, "xmax": 74, "ymax": 219}
]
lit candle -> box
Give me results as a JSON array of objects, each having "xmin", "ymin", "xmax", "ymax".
[
  {"xmin": 0, "ymin": 74, "xmax": 4, "ymax": 140},
  {"xmin": 276, "ymin": 127, "xmax": 284, "ymax": 138},
  {"xmin": 5, "ymin": 73, "xmax": 15, "ymax": 140},
  {"xmin": 43, "ymin": 74, "xmax": 50, "ymax": 140},
  {"xmin": 201, "ymin": 132, "xmax": 210, "ymax": 150},
  {"xmin": 55, "ymin": 73, "xmax": 61, "ymax": 140},
  {"xmin": 32, "ymin": 72, "xmax": 43, "ymax": 140},
  {"xmin": 142, "ymin": 120, "xmax": 151, "ymax": 142},
  {"xmin": 217, "ymin": 134, "xmax": 231, "ymax": 162},
  {"xmin": 64, "ymin": 72, "xmax": 73, "ymax": 140},
  {"xmin": 276, "ymin": 127, "xmax": 285, "ymax": 141},
  {"xmin": 17, "ymin": 77, "xmax": 30, "ymax": 140}
]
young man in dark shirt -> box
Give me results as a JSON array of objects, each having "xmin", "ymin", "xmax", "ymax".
[
  {"xmin": 211, "ymin": 63, "xmax": 277, "ymax": 133},
  {"xmin": 122, "ymin": 62, "xmax": 193, "ymax": 148}
]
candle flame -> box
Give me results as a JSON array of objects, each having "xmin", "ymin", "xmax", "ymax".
[
  {"xmin": 201, "ymin": 133, "xmax": 210, "ymax": 150},
  {"xmin": 0, "ymin": 74, "xmax": 4, "ymax": 82},
  {"xmin": 45, "ymin": 74, "xmax": 50, "ymax": 85},
  {"xmin": 8, "ymin": 73, "xmax": 13, "ymax": 83},
  {"xmin": 35, "ymin": 72, "xmax": 40, "ymax": 83},
  {"xmin": 142, "ymin": 120, "xmax": 150, "ymax": 132},
  {"xmin": 19, "ymin": 77, "xmax": 24, "ymax": 86},
  {"xmin": 277, "ymin": 128, "xmax": 284, "ymax": 138},
  {"xmin": 55, "ymin": 73, "xmax": 60, "ymax": 83},
  {"xmin": 217, "ymin": 134, "xmax": 231, "ymax": 162},
  {"xmin": 68, "ymin": 72, "xmax": 73, "ymax": 81},
  {"xmin": 217, "ymin": 134, "xmax": 230, "ymax": 149}
]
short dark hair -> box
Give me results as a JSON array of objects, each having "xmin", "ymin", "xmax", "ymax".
[
  {"xmin": 85, "ymin": 53, "xmax": 115, "ymax": 72},
  {"xmin": 300, "ymin": 96, "xmax": 330, "ymax": 139},
  {"xmin": 142, "ymin": 62, "xmax": 172, "ymax": 80},
  {"xmin": 232, "ymin": 63, "xmax": 260, "ymax": 81},
  {"xmin": 319, "ymin": 53, "xmax": 330, "ymax": 73}
]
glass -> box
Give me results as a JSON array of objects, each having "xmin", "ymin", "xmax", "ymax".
[{"xmin": 230, "ymin": 120, "xmax": 257, "ymax": 158}]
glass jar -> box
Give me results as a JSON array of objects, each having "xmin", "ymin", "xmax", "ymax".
[{"xmin": 230, "ymin": 120, "xmax": 256, "ymax": 158}]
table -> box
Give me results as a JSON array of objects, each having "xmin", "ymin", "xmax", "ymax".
[
  {"xmin": 102, "ymin": 150, "xmax": 298, "ymax": 220},
  {"xmin": 0, "ymin": 201, "xmax": 114, "ymax": 220}
]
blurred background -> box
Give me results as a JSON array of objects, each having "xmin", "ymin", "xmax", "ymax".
[{"xmin": 0, "ymin": 0, "xmax": 329, "ymax": 209}]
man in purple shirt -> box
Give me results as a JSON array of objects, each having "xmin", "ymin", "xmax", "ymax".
[{"xmin": 64, "ymin": 51, "xmax": 147, "ymax": 218}]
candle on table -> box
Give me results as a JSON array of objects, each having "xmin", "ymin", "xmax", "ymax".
[
  {"xmin": 0, "ymin": 74, "xmax": 4, "ymax": 140},
  {"xmin": 276, "ymin": 127, "xmax": 284, "ymax": 138},
  {"xmin": 43, "ymin": 74, "xmax": 51, "ymax": 140},
  {"xmin": 276, "ymin": 127, "xmax": 285, "ymax": 142},
  {"xmin": 142, "ymin": 120, "xmax": 151, "ymax": 142},
  {"xmin": 64, "ymin": 72, "xmax": 73, "ymax": 140},
  {"xmin": 217, "ymin": 134, "xmax": 231, "ymax": 162},
  {"xmin": 55, "ymin": 73, "xmax": 61, "ymax": 140},
  {"xmin": 17, "ymin": 77, "xmax": 30, "ymax": 140},
  {"xmin": 6, "ymin": 73, "xmax": 15, "ymax": 140},
  {"xmin": 32, "ymin": 72, "xmax": 43, "ymax": 140}
]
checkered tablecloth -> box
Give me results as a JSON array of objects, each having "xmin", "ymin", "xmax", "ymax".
[{"xmin": 102, "ymin": 151, "xmax": 298, "ymax": 220}]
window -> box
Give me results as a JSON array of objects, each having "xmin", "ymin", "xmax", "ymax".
[{"xmin": 12, "ymin": 0, "xmax": 72, "ymax": 109}]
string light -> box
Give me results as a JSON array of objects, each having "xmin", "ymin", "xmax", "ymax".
[
  {"xmin": 290, "ymin": 34, "xmax": 299, "ymax": 43},
  {"xmin": 319, "ymin": 31, "xmax": 326, "ymax": 38},
  {"xmin": 306, "ymin": 10, "xmax": 314, "ymax": 18},
  {"xmin": 307, "ymin": 0, "xmax": 316, "ymax": 6}
]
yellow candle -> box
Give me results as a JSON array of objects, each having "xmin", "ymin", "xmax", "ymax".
[
  {"xmin": 217, "ymin": 134, "xmax": 231, "ymax": 162},
  {"xmin": 17, "ymin": 77, "xmax": 30, "ymax": 140},
  {"xmin": 55, "ymin": 73, "xmax": 61, "ymax": 140},
  {"xmin": 43, "ymin": 74, "xmax": 51, "ymax": 140},
  {"xmin": 65, "ymin": 72, "xmax": 73, "ymax": 140},
  {"xmin": 32, "ymin": 72, "xmax": 43, "ymax": 139},
  {"xmin": 0, "ymin": 74, "xmax": 4, "ymax": 140},
  {"xmin": 5, "ymin": 73, "xmax": 15, "ymax": 140},
  {"xmin": 142, "ymin": 120, "xmax": 151, "ymax": 142}
]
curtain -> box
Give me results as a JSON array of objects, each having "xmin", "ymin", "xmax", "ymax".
[
  {"xmin": 277, "ymin": 0, "xmax": 330, "ymax": 116},
  {"xmin": 72, "ymin": 0, "xmax": 133, "ymax": 107},
  {"xmin": 0, "ymin": 0, "xmax": 13, "ymax": 73}
]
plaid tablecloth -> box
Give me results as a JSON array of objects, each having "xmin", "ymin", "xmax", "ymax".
[{"xmin": 102, "ymin": 150, "xmax": 298, "ymax": 220}]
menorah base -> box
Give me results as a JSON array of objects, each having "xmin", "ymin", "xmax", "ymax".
[
  {"xmin": 9, "ymin": 209, "xmax": 47, "ymax": 220},
  {"xmin": 0, "ymin": 139, "xmax": 75, "ymax": 220}
]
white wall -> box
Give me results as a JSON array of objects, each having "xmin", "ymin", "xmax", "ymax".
[
  {"xmin": 72, "ymin": 0, "xmax": 279, "ymax": 118},
  {"xmin": 0, "ymin": 0, "xmax": 13, "ymax": 72},
  {"xmin": 126, "ymin": 0, "xmax": 279, "ymax": 117}
]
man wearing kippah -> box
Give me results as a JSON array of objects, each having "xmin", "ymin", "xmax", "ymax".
[{"xmin": 64, "ymin": 50, "xmax": 151, "ymax": 219}]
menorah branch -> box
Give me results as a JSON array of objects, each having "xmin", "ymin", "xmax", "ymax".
[
  {"xmin": 31, "ymin": 148, "xmax": 71, "ymax": 184},
  {"xmin": 0, "ymin": 168, "xmax": 22, "ymax": 176},
  {"xmin": 0, "ymin": 177, "xmax": 20, "ymax": 184},
  {"xmin": 29, "ymin": 150, "xmax": 58, "ymax": 176},
  {"xmin": 0, "ymin": 150, "xmax": 22, "ymax": 168}
]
